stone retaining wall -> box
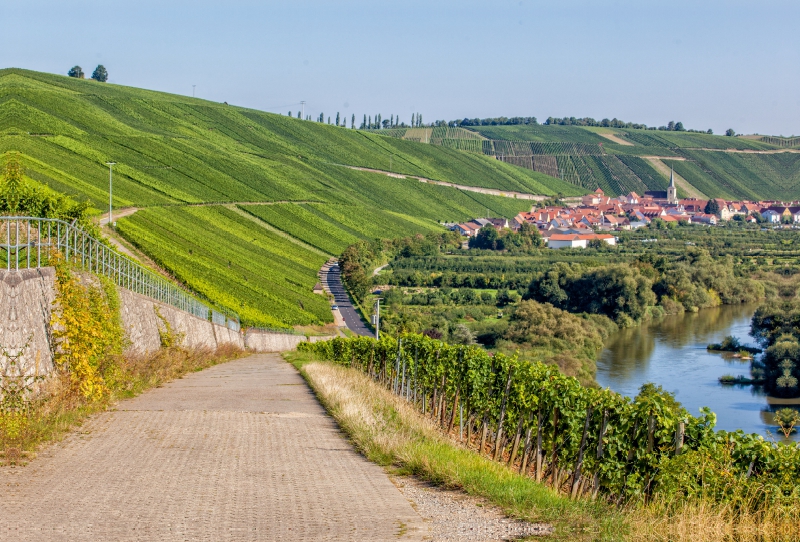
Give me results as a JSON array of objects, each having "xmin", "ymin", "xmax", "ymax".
[
  {"xmin": 0, "ymin": 268, "xmax": 56, "ymax": 375},
  {"xmin": 0, "ymin": 268, "xmax": 331, "ymax": 377},
  {"xmin": 244, "ymin": 330, "xmax": 327, "ymax": 352}
]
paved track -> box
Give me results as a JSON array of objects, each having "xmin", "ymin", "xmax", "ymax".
[
  {"xmin": 321, "ymin": 264, "xmax": 374, "ymax": 337},
  {"xmin": 0, "ymin": 354, "xmax": 424, "ymax": 541}
]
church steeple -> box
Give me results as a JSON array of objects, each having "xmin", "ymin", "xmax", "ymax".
[{"xmin": 667, "ymin": 166, "xmax": 677, "ymax": 204}]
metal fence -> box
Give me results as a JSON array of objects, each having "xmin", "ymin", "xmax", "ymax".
[{"xmin": 0, "ymin": 216, "xmax": 240, "ymax": 329}]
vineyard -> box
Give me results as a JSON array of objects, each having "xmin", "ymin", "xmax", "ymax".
[
  {"xmin": 300, "ymin": 334, "xmax": 799, "ymax": 507},
  {"xmin": 114, "ymin": 205, "xmax": 333, "ymax": 328},
  {"xmin": 759, "ymin": 136, "xmax": 800, "ymax": 148},
  {"xmin": 666, "ymin": 151, "xmax": 800, "ymax": 201},
  {"xmin": 0, "ymin": 68, "xmax": 588, "ymax": 327},
  {"xmin": 372, "ymin": 122, "xmax": 800, "ymax": 199},
  {"xmin": 0, "ymin": 68, "xmax": 581, "ymax": 210}
]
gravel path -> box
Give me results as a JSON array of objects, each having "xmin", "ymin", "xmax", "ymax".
[
  {"xmin": 0, "ymin": 354, "xmax": 424, "ymax": 541},
  {"xmin": 394, "ymin": 477, "xmax": 553, "ymax": 541}
]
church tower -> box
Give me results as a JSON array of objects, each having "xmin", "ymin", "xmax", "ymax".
[{"xmin": 667, "ymin": 167, "xmax": 677, "ymax": 204}]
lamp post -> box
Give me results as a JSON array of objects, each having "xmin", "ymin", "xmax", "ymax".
[
  {"xmin": 373, "ymin": 298, "xmax": 382, "ymax": 340},
  {"xmin": 106, "ymin": 162, "xmax": 116, "ymax": 228}
]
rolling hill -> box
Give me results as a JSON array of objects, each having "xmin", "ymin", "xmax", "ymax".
[
  {"xmin": 0, "ymin": 68, "xmax": 580, "ymax": 328},
  {"xmin": 371, "ymin": 124, "xmax": 800, "ymax": 201}
]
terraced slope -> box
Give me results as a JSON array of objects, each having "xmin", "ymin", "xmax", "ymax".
[
  {"xmin": 0, "ymin": 68, "xmax": 580, "ymax": 327},
  {"xmin": 372, "ymin": 124, "xmax": 800, "ymax": 200}
]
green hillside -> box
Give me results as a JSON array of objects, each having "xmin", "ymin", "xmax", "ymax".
[
  {"xmin": 372, "ymin": 124, "xmax": 800, "ymax": 200},
  {"xmin": 0, "ymin": 68, "xmax": 582, "ymax": 327}
]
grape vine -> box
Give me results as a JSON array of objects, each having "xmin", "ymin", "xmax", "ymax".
[{"xmin": 300, "ymin": 334, "xmax": 800, "ymax": 505}]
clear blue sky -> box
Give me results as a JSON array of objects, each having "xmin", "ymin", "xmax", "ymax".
[{"xmin": 3, "ymin": 0, "xmax": 799, "ymax": 135}]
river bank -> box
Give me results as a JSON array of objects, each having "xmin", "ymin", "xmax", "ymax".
[{"xmin": 595, "ymin": 303, "xmax": 797, "ymax": 440}]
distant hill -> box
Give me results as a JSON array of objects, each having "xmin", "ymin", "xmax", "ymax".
[
  {"xmin": 370, "ymin": 124, "xmax": 800, "ymax": 201},
  {"xmin": 0, "ymin": 68, "xmax": 582, "ymax": 327}
]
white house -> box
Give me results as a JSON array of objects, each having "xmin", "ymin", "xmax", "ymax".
[
  {"xmin": 547, "ymin": 233, "xmax": 616, "ymax": 249},
  {"xmin": 761, "ymin": 210, "xmax": 781, "ymax": 223}
]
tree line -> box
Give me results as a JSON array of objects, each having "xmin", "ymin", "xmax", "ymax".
[{"xmin": 67, "ymin": 65, "xmax": 108, "ymax": 82}]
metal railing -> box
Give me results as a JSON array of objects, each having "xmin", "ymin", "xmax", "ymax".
[{"xmin": 0, "ymin": 216, "xmax": 240, "ymax": 329}]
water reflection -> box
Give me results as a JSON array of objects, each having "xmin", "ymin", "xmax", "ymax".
[{"xmin": 597, "ymin": 304, "xmax": 797, "ymax": 441}]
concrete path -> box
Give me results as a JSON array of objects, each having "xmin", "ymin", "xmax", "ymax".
[{"xmin": 0, "ymin": 354, "xmax": 424, "ymax": 541}]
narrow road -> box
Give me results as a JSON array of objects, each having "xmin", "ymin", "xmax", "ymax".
[
  {"xmin": 321, "ymin": 263, "xmax": 374, "ymax": 337},
  {"xmin": 341, "ymin": 165, "xmax": 553, "ymax": 201},
  {"xmin": 0, "ymin": 354, "xmax": 423, "ymax": 541},
  {"xmin": 99, "ymin": 206, "xmax": 139, "ymax": 225}
]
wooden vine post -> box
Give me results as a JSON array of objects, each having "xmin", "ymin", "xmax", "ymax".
[
  {"xmin": 675, "ymin": 420, "xmax": 684, "ymax": 456},
  {"xmin": 508, "ymin": 415, "xmax": 526, "ymax": 467},
  {"xmin": 550, "ymin": 407, "xmax": 560, "ymax": 486},
  {"xmin": 570, "ymin": 407, "xmax": 593, "ymax": 498},
  {"xmin": 535, "ymin": 410, "xmax": 544, "ymax": 482},
  {"xmin": 519, "ymin": 411, "xmax": 534, "ymax": 474},
  {"xmin": 592, "ymin": 410, "xmax": 608, "ymax": 498},
  {"xmin": 493, "ymin": 367, "xmax": 515, "ymax": 461}
]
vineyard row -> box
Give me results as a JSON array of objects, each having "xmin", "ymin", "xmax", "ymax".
[{"xmin": 300, "ymin": 334, "xmax": 797, "ymax": 505}]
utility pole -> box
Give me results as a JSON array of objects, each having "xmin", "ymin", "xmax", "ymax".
[
  {"xmin": 106, "ymin": 162, "xmax": 116, "ymax": 228},
  {"xmin": 373, "ymin": 298, "xmax": 382, "ymax": 340},
  {"xmin": 192, "ymin": 85, "xmax": 196, "ymax": 97},
  {"xmin": 301, "ymin": 101, "xmax": 305, "ymax": 119}
]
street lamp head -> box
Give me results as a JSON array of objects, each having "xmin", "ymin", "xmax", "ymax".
[{"xmin": 106, "ymin": 161, "xmax": 116, "ymax": 166}]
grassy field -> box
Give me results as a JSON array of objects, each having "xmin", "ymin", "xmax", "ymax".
[{"xmin": 0, "ymin": 68, "xmax": 572, "ymax": 326}]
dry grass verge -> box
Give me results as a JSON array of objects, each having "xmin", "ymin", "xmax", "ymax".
[
  {"xmin": 286, "ymin": 351, "xmax": 621, "ymax": 541},
  {"xmin": 626, "ymin": 498, "xmax": 799, "ymax": 542},
  {"xmin": 3, "ymin": 344, "xmax": 243, "ymax": 463}
]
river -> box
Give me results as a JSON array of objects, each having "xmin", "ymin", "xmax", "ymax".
[{"xmin": 596, "ymin": 303, "xmax": 796, "ymax": 441}]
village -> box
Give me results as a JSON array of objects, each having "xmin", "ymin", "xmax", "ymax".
[{"xmin": 452, "ymin": 170, "xmax": 800, "ymax": 249}]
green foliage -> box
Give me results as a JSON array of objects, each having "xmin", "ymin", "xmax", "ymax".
[
  {"xmin": 501, "ymin": 300, "xmax": 614, "ymax": 383},
  {"xmin": 51, "ymin": 253, "xmax": 124, "ymax": 400},
  {"xmin": 468, "ymin": 223, "xmax": 543, "ymax": 251},
  {"xmin": 90, "ymin": 65, "xmax": 108, "ymax": 83},
  {"xmin": 67, "ymin": 66, "xmax": 83, "ymax": 78},
  {"xmin": 0, "ymin": 157, "xmax": 94, "ymax": 231},
  {"xmin": 153, "ymin": 306, "xmax": 185, "ymax": 348},
  {"xmin": 298, "ymin": 333, "xmax": 799, "ymax": 508},
  {"xmin": 338, "ymin": 232, "xmax": 462, "ymax": 304},
  {"xmin": 527, "ymin": 263, "xmax": 656, "ymax": 325}
]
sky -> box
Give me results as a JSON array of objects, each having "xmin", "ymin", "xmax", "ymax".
[{"xmin": 3, "ymin": 0, "xmax": 799, "ymax": 136}]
